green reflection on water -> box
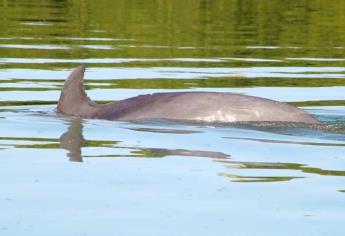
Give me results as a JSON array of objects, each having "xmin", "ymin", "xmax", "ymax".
[
  {"xmin": 217, "ymin": 160, "xmax": 345, "ymax": 178},
  {"xmin": 219, "ymin": 173, "xmax": 303, "ymax": 183},
  {"xmin": 4, "ymin": 77, "xmax": 345, "ymax": 93},
  {"xmin": 1, "ymin": 0, "xmax": 345, "ymax": 68}
]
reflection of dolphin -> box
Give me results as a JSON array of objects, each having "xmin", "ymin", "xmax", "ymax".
[
  {"xmin": 57, "ymin": 65, "xmax": 319, "ymax": 123},
  {"xmin": 137, "ymin": 148, "xmax": 229, "ymax": 159},
  {"xmin": 59, "ymin": 119, "xmax": 86, "ymax": 162},
  {"xmin": 58, "ymin": 118, "xmax": 230, "ymax": 161}
]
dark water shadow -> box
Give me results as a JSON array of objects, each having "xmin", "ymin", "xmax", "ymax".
[
  {"xmin": 226, "ymin": 122, "xmax": 345, "ymax": 142},
  {"xmin": 59, "ymin": 118, "xmax": 229, "ymax": 161},
  {"xmin": 131, "ymin": 148, "xmax": 229, "ymax": 159},
  {"xmin": 125, "ymin": 127, "xmax": 202, "ymax": 134}
]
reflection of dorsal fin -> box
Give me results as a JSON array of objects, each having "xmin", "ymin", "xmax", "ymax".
[
  {"xmin": 60, "ymin": 118, "xmax": 85, "ymax": 162},
  {"xmin": 57, "ymin": 65, "xmax": 99, "ymax": 117}
]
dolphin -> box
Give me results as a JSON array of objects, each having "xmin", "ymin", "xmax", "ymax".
[{"xmin": 57, "ymin": 65, "xmax": 319, "ymax": 124}]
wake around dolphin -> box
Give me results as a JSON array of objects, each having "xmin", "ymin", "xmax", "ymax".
[{"xmin": 57, "ymin": 65, "xmax": 319, "ymax": 124}]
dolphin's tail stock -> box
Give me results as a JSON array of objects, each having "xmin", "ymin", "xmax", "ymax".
[{"xmin": 57, "ymin": 65, "xmax": 99, "ymax": 118}]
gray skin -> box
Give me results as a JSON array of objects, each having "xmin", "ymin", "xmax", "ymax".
[{"xmin": 57, "ymin": 65, "xmax": 320, "ymax": 124}]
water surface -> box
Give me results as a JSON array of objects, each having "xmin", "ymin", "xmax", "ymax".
[{"xmin": 1, "ymin": 1, "xmax": 345, "ymax": 235}]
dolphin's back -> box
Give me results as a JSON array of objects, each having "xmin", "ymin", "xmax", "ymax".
[
  {"xmin": 57, "ymin": 66, "xmax": 319, "ymax": 124},
  {"xmin": 97, "ymin": 92, "xmax": 319, "ymax": 123}
]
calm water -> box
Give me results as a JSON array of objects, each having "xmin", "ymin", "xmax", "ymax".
[{"xmin": 1, "ymin": 1, "xmax": 345, "ymax": 235}]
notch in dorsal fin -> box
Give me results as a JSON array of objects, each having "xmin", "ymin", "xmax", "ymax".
[{"xmin": 57, "ymin": 65, "xmax": 99, "ymax": 117}]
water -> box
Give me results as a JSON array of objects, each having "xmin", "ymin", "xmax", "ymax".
[{"xmin": 1, "ymin": 1, "xmax": 345, "ymax": 235}]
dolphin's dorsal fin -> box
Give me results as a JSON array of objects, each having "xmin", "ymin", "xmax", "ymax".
[{"xmin": 57, "ymin": 65, "xmax": 99, "ymax": 117}]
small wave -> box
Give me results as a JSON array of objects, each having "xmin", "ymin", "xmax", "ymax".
[{"xmin": 224, "ymin": 136, "xmax": 345, "ymax": 147}]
